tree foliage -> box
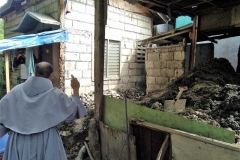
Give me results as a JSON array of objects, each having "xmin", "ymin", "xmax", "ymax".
[{"xmin": 0, "ymin": 19, "xmax": 4, "ymax": 40}]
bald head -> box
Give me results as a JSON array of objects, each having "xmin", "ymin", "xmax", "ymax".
[{"xmin": 35, "ymin": 62, "xmax": 53, "ymax": 78}]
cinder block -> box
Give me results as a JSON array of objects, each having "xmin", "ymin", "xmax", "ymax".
[
  {"xmin": 72, "ymin": 1, "xmax": 86, "ymax": 13},
  {"xmin": 174, "ymin": 51, "xmax": 185, "ymax": 60},
  {"xmin": 79, "ymin": 0, "xmax": 87, "ymax": 4},
  {"xmin": 129, "ymin": 63, "xmax": 143, "ymax": 69},
  {"xmin": 146, "ymin": 69, "xmax": 160, "ymax": 76},
  {"xmin": 65, "ymin": 19, "xmax": 73, "ymax": 29},
  {"xmin": 80, "ymin": 78, "xmax": 92, "ymax": 87},
  {"xmin": 175, "ymin": 69, "xmax": 184, "ymax": 77},
  {"xmin": 108, "ymin": 12, "xmax": 120, "ymax": 22},
  {"xmin": 160, "ymin": 68, "xmax": 174, "ymax": 77},
  {"xmin": 65, "ymin": 61, "xmax": 76, "ymax": 70},
  {"xmin": 156, "ymin": 77, "xmax": 168, "ymax": 85},
  {"xmin": 156, "ymin": 47, "xmax": 168, "ymax": 53},
  {"xmin": 121, "ymin": 49, "xmax": 132, "ymax": 56},
  {"xmin": 120, "ymin": 63, "xmax": 129, "ymax": 70},
  {"xmin": 153, "ymin": 61, "xmax": 167, "ymax": 68},
  {"xmin": 168, "ymin": 46, "xmax": 176, "ymax": 52},
  {"xmin": 53, "ymin": 2, "xmax": 58, "ymax": 12},
  {"xmin": 160, "ymin": 52, "xmax": 173, "ymax": 61},
  {"xmin": 148, "ymin": 53, "xmax": 159, "ymax": 61},
  {"xmin": 73, "ymin": 21, "xmax": 87, "ymax": 30},
  {"xmin": 87, "ymin": 0, "xmax": 94, "ymax": 6},
  {"xmin": 121, "ymin": 70, "xmax": 129, "ymax": 76},
  {"xmin": 80, "ymin": 53, "xmax": 91, "ymax": 61},
  {"xmin": 82, "ymin": 70, "xmax": 92, "ymax": 78},
  {"xmin": 128, "ymin": 69, "xmax": 143, "ymax": 76},
  {"xmin": 145, "ymin": 61, "xmax": 154, "ymax": 69},
  {"xmin": 65, "ymin": 52, "xmax": 79, "ymax": 60},
  {"xmin": 76, "ymin": 62, "xmax": 89, "ymax": 70},
  {"xmin": 167, "ymin": 61, "xmax": 183, "ymax": 69},
  {"xmin": 146, "ymin": 76, "xmax": 156, "ymax": 84},
  {"xmin": 176, "ymin": 45, "xmax": 184, "ymax": 51},
  {"xmin": 68, "ymin": 70, "xmax": 83, "ymax": 78},
  {"xmin": 86, "ymin": 5, "xmax": 94, "ymax": 15}
]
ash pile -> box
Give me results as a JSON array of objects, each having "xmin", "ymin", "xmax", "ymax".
[{"xmin": 139, "ymin": 58, "xmax": 240, "ymax": 144}]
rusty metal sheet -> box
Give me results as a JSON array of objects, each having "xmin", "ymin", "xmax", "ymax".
[{"xmin": 100, "ymin": 121, "xmax": 137, "ymax": 160}]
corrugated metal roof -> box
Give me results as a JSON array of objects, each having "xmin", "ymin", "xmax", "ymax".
[{"xmin": 11, "ymin": 11, "xmax": 60, "ymax": 33}]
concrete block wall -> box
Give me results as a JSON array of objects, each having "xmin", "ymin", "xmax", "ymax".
[
  {"xmin": 146, "ymin": 45, "xmax": 185, "ymax": 94},
  {"xmin": 3, "ymin": 0, "xmax": 59, "ymax": 38},
  {"xmin": 64, "ymin": 0, "xmax": 152, "ymax": 95}
]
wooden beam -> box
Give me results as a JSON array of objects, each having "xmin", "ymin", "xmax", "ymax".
[
  {"xmin": 4, "ymin": 52, "xmax": 10, "ymax": 93},
  {"xmin": 129, "ymin": 119, "xmax": 240, "ymax": 152},
  {"xmin": 189, "ymin": 16, "xmax": 198, "ymax": 70}
]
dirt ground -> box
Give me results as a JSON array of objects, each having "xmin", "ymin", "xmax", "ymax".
[{"xmin": 57, "ymin": 58, "xmax": 240, "ymax": 159}]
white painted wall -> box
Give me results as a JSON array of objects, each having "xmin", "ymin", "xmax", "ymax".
[{"xmin": 214, "ymin": 36, "xmax": 240, "ymax": 71}]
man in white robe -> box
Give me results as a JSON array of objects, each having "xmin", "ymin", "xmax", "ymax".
[{"xmin": 0, "ymin": 61, "xmax": 86, "ymax": 160}]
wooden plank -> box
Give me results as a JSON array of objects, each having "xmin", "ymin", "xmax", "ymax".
[
  {"xmin": 189, "ymin": 16, "xmax": 198, "ymax": 70},
  {"xmin": 103, "ymin": 96, "xmax": 235, "ymax": 143},
  {"xmin": 100, "ymin": 121, "xmax": 137, "ymax": 160},
  {"xmin": 156, "ymin": 134, "xmax": 169, "ymax": 160},
  {"xmin": 129, "ymin": 119, "xmax": 240, "ymax": 152},
  {"xmin": 4, "ymin": 52, "xmax": 10, "ymax": 93},
  {"xmin": 171, "ymin": 134, "xmax": 240, "ymax": 160}
]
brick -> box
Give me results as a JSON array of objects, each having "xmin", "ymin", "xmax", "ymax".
[
  {"xmin": 160, "ymin": 68, "xmax": 175, "ymax": 77},
  {"xmin": 145, "ymin": 61, "xmax": 154, "ymax": 68},
  {"xmin": 160, "ymin": 52, "xmax": 173, "ymax": 61},
  {"xmin": 168, "ymin": 46, "xmax": 176, "ymax": 52},
  {"xmin": 146, "ymin": 76, "xmax": 155, "ymax": 84},
  {"xmin": 129, "ymin": 63, "xmax": 144, "ymax": 69},
  {"xmin": 156, "ymin": 77, "xmax": 168, "ymax": 85},
  {"xmin": 174, "ymin": 51, "xmax": 185, "ymax": 60},
  {"xmin": 68, "ymin": 70, "xmax": 83, "ymax": 78}
]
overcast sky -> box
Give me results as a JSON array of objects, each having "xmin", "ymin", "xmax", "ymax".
[{"xmin": 0, "ymin": 0, "xmax": 7, "ymax": 7}]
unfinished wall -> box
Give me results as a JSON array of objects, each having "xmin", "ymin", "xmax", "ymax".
[
  {"xmin": 3, "ymin": 0, "xmax": 59, "ymax": 38},
  {"xmin": 64, "ymin": 0, "xmax": 152, "ymax": 95},
  {"xmin": 145, "ymin": 45, "xmax": 185, "ymax": 94}
]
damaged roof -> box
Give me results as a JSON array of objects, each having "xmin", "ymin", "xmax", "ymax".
[{"xmin": 137, "ymin": 0, "xmax": 240, "ymax": 17}]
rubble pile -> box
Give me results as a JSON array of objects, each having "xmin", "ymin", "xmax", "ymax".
[{"xmin": 139, "ymin": 58, "xmax": 240, "ymax": 144}]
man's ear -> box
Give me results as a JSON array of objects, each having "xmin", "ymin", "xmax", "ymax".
[{"xmin": 49, "ymin": 72, "xmax": 54, "ymax": 80}]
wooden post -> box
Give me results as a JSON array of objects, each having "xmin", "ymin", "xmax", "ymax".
[
  {"xmin": 94, "ymin": 0, "xmax": 107, "ymax": 122},
  {"xmin": 4, "ymin": 52, "xmax": 10, "ymax": 93},
  {"xmin": 88, "ymin": 0, "xmax": 108, "ymax": 160},
  {"xmin": 189, "ymin": 16, "xmax": 198, "ymax": 70}
]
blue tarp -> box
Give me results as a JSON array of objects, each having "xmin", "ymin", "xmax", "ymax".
[{"xmin": 0, "ymin": 29, "xmax": 68, "ymax": 52}]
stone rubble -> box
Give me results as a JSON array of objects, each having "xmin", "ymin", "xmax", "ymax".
[{"xmin": 58, "ymin": 58, "xmax": 240, "ymax": 159}]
